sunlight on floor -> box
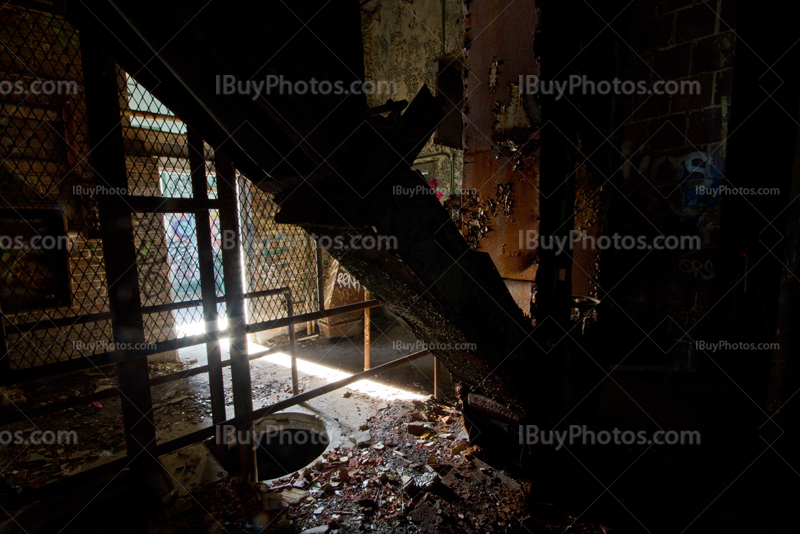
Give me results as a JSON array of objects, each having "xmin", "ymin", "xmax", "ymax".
[{"xmin": 261, "ymin": 351, "xmax": 428, "ymax": 402}]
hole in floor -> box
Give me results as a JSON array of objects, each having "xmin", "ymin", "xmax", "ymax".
[{"xmin": 256, "ymin": 428, "xmax": 328, "ymax": 480}]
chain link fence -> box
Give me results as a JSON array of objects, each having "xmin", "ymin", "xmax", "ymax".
[
  {"xmin": 0, "ymin": 5, "xmax": 114, "ymax": 370},
  {"xmin": 0, "ymin": 4, "xmax": 318, "ymax": 374}
]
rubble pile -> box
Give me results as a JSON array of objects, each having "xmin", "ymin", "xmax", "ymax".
[
  {"xmin": 152, "ymin": 399, "xmax": 539, "ymax": 533},
  {"xmin": 4, "ymin": 372, "xmax": 611, "ymax": 533},
  {"xmin": 272, "ymin": 399, "xmax": 535, "ymax": 533}
]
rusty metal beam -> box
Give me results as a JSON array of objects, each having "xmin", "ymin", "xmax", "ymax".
[
  {"xmin": 216, "ymin": 152, "xmax": 255, "ymax": 481},
  {"xmin": 82, "ymin": 38, "xmax": 157, "ymax": 465},
  {"xmin": 189, "ymin": 126, "xmax": 227, "ymax": 462}
]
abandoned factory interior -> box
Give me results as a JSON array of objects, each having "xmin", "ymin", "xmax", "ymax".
[{"xmin": 0, "ymin": 0, "xmax": 799, "ymax": 532}]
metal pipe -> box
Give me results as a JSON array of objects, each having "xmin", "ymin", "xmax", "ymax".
[
  {"xmin": 247, "ymin": 299, "xmax": 382, "ymax": 333},
  {"xmin": 364, "ymin": 290, "xmax": 371, "ymax": 370},
  {"xmin": 122, "ymin": 196, "xmax": 222, "ymax": 213},
  {"xmin": 434, "ymin": 357, "xmax": 443, "ymax": 400},
  {"xmin": 6, "ymin": 300, "xmax": 382, "ymax": 384},
  {"xmin": 216, "ymin": 153, "xmax": 256, "ymax": 482},
  {"xmin": 0, "ymin": 346, "xmax": 289, "ymax": 425},
  {"xmin": 315, "ymin": 239, "xmax": 325, "ymax": 312},
  {"xmin": 287, "ymin": 292, "xmax": 299, "ymax": 395},
  {"xmin": 9, "ymin": 289, "xmax": 289, "ymax": 333}
]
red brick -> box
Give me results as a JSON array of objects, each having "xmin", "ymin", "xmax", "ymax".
[
  {"xmin": 670, "ymin": 72, "xmax": 714, "ymax": 112},
  {"xmin": 653, "ymin": 43, "xmax": 693, "ymax": 79},
  {"xmin": 648, "ymin": 113, "xmax": 687, "ymax": 150},
  {"xmin": 630, "ymin": 91, "xmax": 670, "ymax": 121},
  {"xmin": 658, "ymin": 0, "xmax": 693, "ymax": 15},
  {"xmin": 692, "ymin": 32, "xmax": 736, "ymax": 73},
  {"xmin": 687, "ymin": 107, "xmax": 723, "ymax": 145},
  {"xmin": 719, "ymin": 0, "xmax": 737, "ymax": 30},
  {"xmin": 639, "ymin": 14, "xmax": 674, "ymax": 51},
  {"xmin": 675, "ymin": 4, "xmax": 717, "ymax": 43}
]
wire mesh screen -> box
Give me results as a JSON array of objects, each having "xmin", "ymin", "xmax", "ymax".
[
  {"xmin": 122, "ymin": 77, "xmax": 319, "ymax": 340},
  {"xmin": 0, "ymin": 6, "xmax": 318, "ymax": 374},
  {"xmin": 122, "ymin": 74, "xmax": 202, "ymax": 344},
  {"xmin": 0, "ymin": 5, "xmax": 115, "ymax": 370},
  {"xmin": 237, "ymin": 174, "xmax": 318, "ymax": 326}
]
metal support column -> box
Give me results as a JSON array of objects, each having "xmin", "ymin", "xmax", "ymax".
[
  {"xmin": 315, "ymin": 240, "xmax": 325, "ymax": 312},
  {"xmin": 286, "ymin": 292, "xmax": 299, "ymax": 395},
  {"xmin": 364, "ymin": 290, "xmax": 371, "ymax": 370},
  {"xmin": 188, "ymin": 127, "xmax": 227, "ymax": 463},
  {"xmin": 215, "ymin": 153, "xmax": 256, "ymax": 481},
  {"xmin": 434, "ymin": 357, "xmax": 443, "ymax": 400},
  {"xmin": 82, "ymin": 40, "xmax": 156, "ymax": 462}
]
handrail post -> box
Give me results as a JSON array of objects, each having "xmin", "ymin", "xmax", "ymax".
[
  {"xmin": 286, "ymin": 291, "xmax": 299, "ymax": 395},
  {"xmin": 364, "ymin": 290, "xmax": 371, "ymax": 371}
]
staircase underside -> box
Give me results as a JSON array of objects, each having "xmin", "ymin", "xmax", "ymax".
[{"xmin": 69, "ymin": 0, "xmax": 559, "ymax": 421}]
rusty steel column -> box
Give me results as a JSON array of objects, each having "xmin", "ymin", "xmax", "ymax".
[
  {"xmin": 286, "ymin": 292, "xmax": 299, "ymax": 395},
  {"xmin": 216, "ymin": 153, "xmax": 255, "ymax": 481},
  {"xmin": 364, "ymin": 290, "xmax": 371, "ymax": 370},
  {"xmin": 188, "ymin": 127, "xmax": 227, "ymax": 463},
  {"xmin": 82, "ymin": 40, "xmax": 157, "ymax": 464},
  {"xmin": 434, "ymin": 357, "xmax": 443, "ymax": 400},
  {"xmin": 315, "ymin": 240, "xmax": 325, "ymax": 312}
]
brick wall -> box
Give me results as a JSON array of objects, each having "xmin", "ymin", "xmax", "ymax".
[
  {"xmin": 0, "ymin": 6, "xmax": 178, "ymax": 369},
  {"xmin": 0, "ymin": 6, "xmax": 116, "ymax": 369},
  {"xmin": 602, "ymin": 0, "xmax": 737, "ymax": 368}
]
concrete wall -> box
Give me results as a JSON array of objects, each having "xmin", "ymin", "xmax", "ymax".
[{"xmin": 361, "ymin": 0, "xmax": 465, "ymax": 216}]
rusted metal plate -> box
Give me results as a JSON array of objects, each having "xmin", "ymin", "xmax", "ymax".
[
  {"xmin": 463, "ymin": 0, "xmax": 541, "ymax": 152},
  {"xmin": 462, "ymin": 0, "xmax": 541, "ymax": 282},
  {"xmin": 462, "ymin": 150, "xmax": 539, "ymax": 281}
]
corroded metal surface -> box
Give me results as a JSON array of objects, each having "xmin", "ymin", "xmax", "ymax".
[{"xmin": 462, "ymin": 0, "xmax": 542, "ymax": 282}]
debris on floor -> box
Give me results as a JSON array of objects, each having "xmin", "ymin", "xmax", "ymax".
[{"xmin": 149, "ymin": 398, "xmax": 608, "ymax": 533}]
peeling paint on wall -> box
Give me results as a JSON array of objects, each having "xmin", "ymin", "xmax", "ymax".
[
  {"xmin": 493, "ymin": 83, "xmax": 531, "ymax": 132},
  {"xmin": 361, "ymin": 0, "xmax": 465, "ymax": 203}
]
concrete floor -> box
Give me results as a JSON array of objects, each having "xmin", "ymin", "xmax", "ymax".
[
  {"xmin": 0, "ymin": 308, "xmax": 453, "ymax": 491},
  {"xmin": 158, "ymin": 307, "xmax": 449, "ymax": 447}
]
